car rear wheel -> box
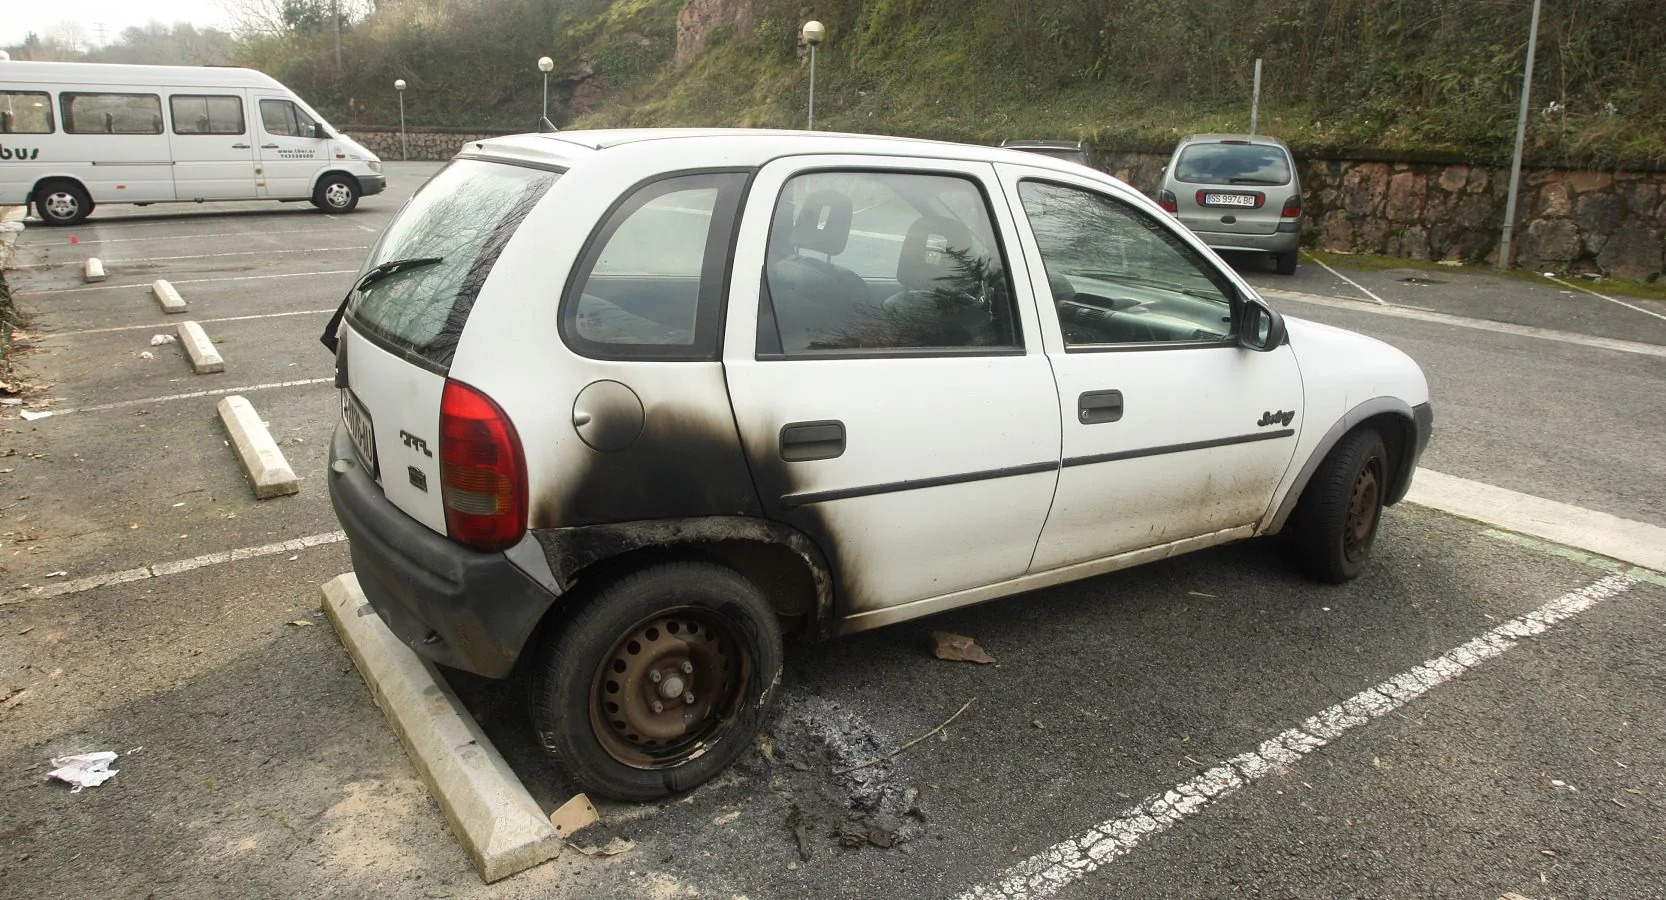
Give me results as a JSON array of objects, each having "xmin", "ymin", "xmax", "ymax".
[
  {"xmin": 1275, "ymin": 250, "xmax": 1298, "ymax": 275},
  {"xmin": 1288, "ymin": 428, "xmax": 1387, "ymax": 583},
  {"xmin": 312, "ymin": 174, "xmax": 361, "ymax": 213},
  {"xmin": 528, "ymin": 560, "xmax": 782, "ymax": 801},
  {"xmin": 33, "ymin": 180, "xmax": 91, "ymax": 227}
]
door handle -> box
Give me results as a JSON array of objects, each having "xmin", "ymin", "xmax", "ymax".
[
  {"xmin": 780, "ymin": 420, "xmax": 845, "ymax": 461},
  {"xmin": 261, "ymin": 143, "xmax": 280, "ymax": 149},
  {"xmin": 1078, "ymin": 390, "xmax": 1124, "ymax": 424},
  {"xmin": 231, "ymin": 143, "xmax": 250, "ymax": 149}
]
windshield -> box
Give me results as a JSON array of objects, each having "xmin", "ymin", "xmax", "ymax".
[
  {"xmin": 346, "ymin": 159, "xmax": 558, "ymax": 367},
  {"xmin": 1173, "ymin": 142, "xmax": 1293, "ymax": 186}
]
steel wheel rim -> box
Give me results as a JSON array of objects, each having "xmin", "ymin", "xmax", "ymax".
[
  {"xmin": 1343, "ymin": 457, "xmax": 1382, "ymax": 562},
  {"xmin": 45, "ymin": 192, "xmax": 78, "ymax": 218},
  {"xmin": 588, "ymin": 607, "xmax": 751, "ymax": 770},
  {"xmin": 323, "ymin": 183, "xmax": 352, "ymax": 208}
]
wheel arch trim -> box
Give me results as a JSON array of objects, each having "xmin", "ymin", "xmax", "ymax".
[{"xmin": 1265, "ymin": 396, "xmax": 1423, "ymax": 534}]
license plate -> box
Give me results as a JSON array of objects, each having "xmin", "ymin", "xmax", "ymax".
[
  {"xmin": 1203, "ymin": 192, "xmax": 1259, "ymax": 208},
  {"xmin": 341, "ymin": 389, "xmax": 377, "ymax": 474}
]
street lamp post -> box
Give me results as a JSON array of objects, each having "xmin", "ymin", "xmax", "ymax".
[
  {"xmin": 394, "ymin": 79, "xmax": 407, "ymax": 161},
  {"xmin": 538, "ymin": 56, "xmax": 555, "ymax": 124},
  {"xmin": 801, "ymin": 21, "xmax": 825, "ymax": 130}
]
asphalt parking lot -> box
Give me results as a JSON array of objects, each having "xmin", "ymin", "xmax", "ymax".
[{"xmin": 2, "ymin": 162, "xmax": 1663, "ymax": 899}]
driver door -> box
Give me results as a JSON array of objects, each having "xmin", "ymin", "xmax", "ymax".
[
  {"xmin": 253, "ymin": 94, "xmax": 325, "ymax": 200},
  {"xmin": 995, "ymin": 163, "xmax": 1304, "ymax": 571}
]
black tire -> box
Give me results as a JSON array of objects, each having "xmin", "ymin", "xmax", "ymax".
[
  {"xmin": 312, "ymin": 174, "xmax": 361, "ymax": 213},
  {"xmin": 1275, "ymin": 250, "xmax": 1298, "ymax": 275},
  {"xmin": 33, "ymin": 180, "xmax": 91, "ymax": 226},
  {"xmin": 1288, "ymin": 428, "xmax": 1388, "ymax": 583},
  {"xmin": 528, "ymin": 561, "xmax": 783, "ymax": 801}
]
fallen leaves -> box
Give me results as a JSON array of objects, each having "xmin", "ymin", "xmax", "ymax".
[{"xmin": 929, "ymin": 631, "xmax": 995, "ymax": 664}]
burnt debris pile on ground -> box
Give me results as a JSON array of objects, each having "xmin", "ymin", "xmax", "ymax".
[{"xmin": 758, "ymin": 694, "xmax": 929, "ymax": 854}]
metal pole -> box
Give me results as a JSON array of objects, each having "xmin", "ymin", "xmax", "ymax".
[
  {"xmin": 808, "ymin": 44, "xmax": 816, "ymax": 130},
  {"xmin": 333, "ymin": 0, "xmax": 342, "ymax": 69},
  {"xmin": 398, "ymin": 93, "xmax": 407, "ymax": 161},
  {"xmin": 1250, "ymin": 58, "xmax": 1262, "ymax": 135},
  {"xmin": 542, "ymin": 73, "xmax": 549, "ymax": 122},
  {"xmin": 1498, "ymin": 0, "xmax": 1543, "ymax": 271}
]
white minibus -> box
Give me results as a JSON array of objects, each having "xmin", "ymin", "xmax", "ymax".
[{"xmin": 0, "ymin": 61, "xmax": 384, "ymax": 225}]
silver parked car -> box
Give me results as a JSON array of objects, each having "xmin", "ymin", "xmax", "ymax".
[{"xmin": 1158, "ymin": 134, "xmax": 1303, "ymax": 274}]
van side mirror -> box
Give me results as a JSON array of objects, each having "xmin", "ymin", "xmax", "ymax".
[
  {"xmin": 1239, "ymin": 300, "xmax": 1287, "ymax": 351},
  {"xmin": 312, "ymin": 122, "xmax": 328, "ymax": 139}
]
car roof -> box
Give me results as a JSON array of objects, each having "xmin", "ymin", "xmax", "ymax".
[
  {"xmin": 0, "ymin": 60, "xmax": 287, "ymax": 90},
  {"xmin": 462, "ymin": 128, "xmax": 1107, "ymax": 176},
  {"xmin": 1176, "ymin": 133, "xmax": 1292, "ymax": 151},
  {"xmin": 999, "ymin": 139, "xmax": 1084, "ymax": 150}
]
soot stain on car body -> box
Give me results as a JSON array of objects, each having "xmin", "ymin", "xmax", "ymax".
[{"xmin": 533, "ymin": 407, "xmax": 764, "ymax": 529}]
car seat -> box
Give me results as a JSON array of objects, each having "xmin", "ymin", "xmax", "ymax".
[
  {"xmin": 766, "ymin": 189, "xmax": 872, "ymax": 351},
  {"xmin": 881, "ymin": 216, "xmax": 997, "ymax": 346}
]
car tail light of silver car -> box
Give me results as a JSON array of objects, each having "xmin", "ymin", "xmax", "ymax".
[
  {"xmin": 1158, "ymin": 189, "xmax": 1179, "ymax": 213},
  {"xmin": 1281, "ymin": 196, "xmax": 1302, "ymax": 218},
  {"xmin": 439, "ymin": 379, "xmax": 527, "ymax": 552}
]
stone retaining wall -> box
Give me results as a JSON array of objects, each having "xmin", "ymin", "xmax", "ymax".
[
  {"xmin": 1097, "ymin": 149, "xmax": 1666, "ymax": 280},
  {"xmin": 343, "ymin": 127, "xmax": 1665, "ymax": 280},
  {"xmin": 343, "ymin": 128, "xmax": 515, "ymax": 163}
]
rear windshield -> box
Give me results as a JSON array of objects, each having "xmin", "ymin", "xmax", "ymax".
[
  {"xmin": 1173, "ymin": 142, "xmax": 1292, "ymax": 186},
  {"xmin": 346, "ymin": 159, "xmax": 558, "ymax": 367}
]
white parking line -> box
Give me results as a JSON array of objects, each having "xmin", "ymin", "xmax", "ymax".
[
  {"xmin": 0, "ymin": 531, "xmax": 347, "ymax": 605},
  {"xmin": 1407, "ymin": 468, "xmax": 1666, "ymax": 572},
  {"xmin": 37, "ymin": 308, "xmax": 337, "ymax": 340},
  {"xmin": 1299, "ymin": 253, "xmax": 1386, "ymax": 304},
  {"xmin": 42, "ymin": 377, "xmax": 334, "ymax": 416},
  {"xmin": 25, "ymin": 269, "xmax": 357, "ymax": 295},
  {"xmin": 1545, "ymin": 274, "xmax": 1666, "ymax": 323},
  {"xmin": 957, "ymin": 573, "xmax": 1639, "ymax": 900},
  {"xmin": 11, "ymin": 246, "xmax": 366, "ymax": 269},
  {"xmin": 67, "ymin": 227, "xmax": 362, "ymax": 246},
  {"xmin": 1262, "ymin": 288, "xmax": 1666, "ymax": 359}
]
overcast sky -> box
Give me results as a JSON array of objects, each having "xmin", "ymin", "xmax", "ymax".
[{"xmin": 1, "ymin": 0, "xmax": 236, "ymax": 48}]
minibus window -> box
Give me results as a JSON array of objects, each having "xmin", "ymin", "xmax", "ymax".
[
  {"xmin": 259, "ymin": 99, "xmax": 317, "ymax": 138},
  {"xmin": 170, "ymin": 95, "xmax": 245, "ymax": 136},
  {"xmin": 62, "ymin": 92, "xmax": 164, "ymax": 135},
  {"xmin": 0, "ymin": 92, "xmax": 54, "ymax": 134}
]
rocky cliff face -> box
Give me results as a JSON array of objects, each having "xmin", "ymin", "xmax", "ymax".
[{"xmin": 675, "ymin": 0, "xmax": 754, "ymax": 66}]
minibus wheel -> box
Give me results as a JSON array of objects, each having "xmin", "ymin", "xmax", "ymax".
[
  {"xmin": 313, "ymin": 175, "xmax": 361, "ymax": 213},
  {"xmin": 33, "ymin": 181, "xmax": 91, "ymax": 227}
]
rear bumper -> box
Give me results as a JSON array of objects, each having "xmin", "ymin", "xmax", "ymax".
[
  {"xmin": 358, "ymin": 174, "xmax": 388, "ymax": 197},
  {"xmin": 327, "ymin": 424, "xmax": 558, "ymax": 678},
  {"xmin": 1191, "ymin": 227, "xmax": 1300, "ymax": 255}
]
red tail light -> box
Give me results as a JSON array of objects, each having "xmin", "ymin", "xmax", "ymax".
[
  {"xmin": 1158, "ymin": 189, "xmax": 1178, "ymax": 213},
  {"xmin": 1281, "ymin": 196, "xmax": 1302, "ymax": 217},
  {"xmin": 439, "ymin": 379, "xmax": 527, "ymax": 552}
]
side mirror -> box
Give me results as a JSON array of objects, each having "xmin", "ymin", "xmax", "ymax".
[
  {"xmin": 1239, "ymin": 300, "xmax": 1287, "ymax": 352},
  {"xmin": 312, "ymin": 122, "xmax": 328, "ymax": 139}
]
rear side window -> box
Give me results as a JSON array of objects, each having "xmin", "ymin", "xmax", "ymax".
[
  {"xmin": 61, "ymin": 92, "xmax": 163, "ymax": 134},
  {"xmin": 1, "ymin": 92, "xmax": 54, "ymax": 134},
  {"xmin": 347, "ymin": 159, "xmax": 558, "ymax": 369},
  {"xmin": 561, "ymin": 171, "xmax": 749, "ymax": 360},
  {"xmin": 1173, "ymin": 143, "xmax": 1292, "ymax": 186},
  {"xmin": 171, "ymin": 95, "xmax": 245, "ymax": 135}
]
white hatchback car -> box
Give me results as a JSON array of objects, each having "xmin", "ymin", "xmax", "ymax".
[{"xmin": 322, "ymin": 129, "xmax": 1432, "ymax": 800}]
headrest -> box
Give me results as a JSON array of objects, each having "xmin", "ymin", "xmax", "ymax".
[
  {"xmin": 791, "ymin": 190, "xmax": 854, "ymax": 256},
  {"xmin": 897, "ymin": 215, "xmax": 977, "ymax": 292}
]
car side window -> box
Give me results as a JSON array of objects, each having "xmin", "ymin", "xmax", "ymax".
[
  {"xmin": 170, "ymin": 95, "xmax": 245, "ymax": 136},
  {"xmin": 562, "ymin": 171, "xmax": 747, "ymax": 361},
  {"xmin": 258, "ymin": 99, "xmax": 315, "ymax": 137},
  {"xmin": 61, "ymin": 92, "xmax": 163, "ymax": 135},
  {"xmin": 760, "ymin": 171, "xmax": 1020, "ymax": 355},
  {"xmin": 1, "ymin": 92, "xmax": 54, "ymax": 134},
  {"xmin": 1017, "ymin": 180, "xmax": 1237, "ymax": 347}
]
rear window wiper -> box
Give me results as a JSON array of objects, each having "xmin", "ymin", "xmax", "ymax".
[{"xmin": 354, "ymin": 255, "xmax": 444, "ymax": 292}]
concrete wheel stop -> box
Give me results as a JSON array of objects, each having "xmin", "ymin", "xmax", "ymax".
[{"xmin": 321, "ymin": 573, "xmax": 564, "ymax": 882}]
